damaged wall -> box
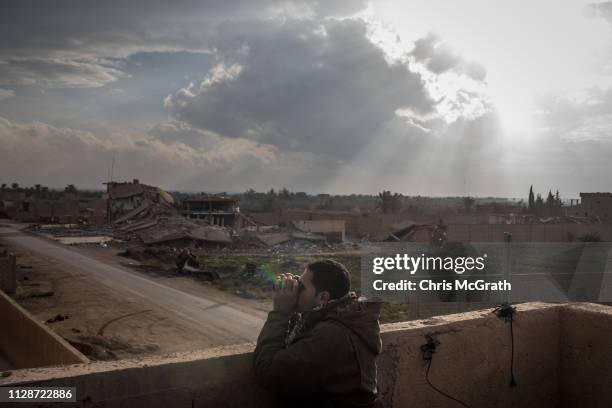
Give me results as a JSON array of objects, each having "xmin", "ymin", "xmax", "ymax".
[
  {"xmin": 106, "ymin": 180, "xmax": 175, "ymax": 223},
  {"xmin": 292, "ymin": 220, "xmax": 345, "ymax": 243},
  {"xmin": 249, "ymin": 210, "xmax": 409, "ymax": 239}
]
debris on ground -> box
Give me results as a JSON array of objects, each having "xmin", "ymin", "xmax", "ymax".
[
  {"xmin": 175, "ymin": 249, "xmax": 220, "ymax": 280},
  {"xmin": 46, "ymin": 314, "xmax": 69, "ymax": 323},
  {"xmin": 67, "ymin": 335, "xmax": 160, "ymax": 361},
  {"xmin": 17, "ymin": 280, "xmax": 54, "ymax": 298},
  {"xmin": 383, "ymin": 219, "xmax": 447, "ymax": 247}
]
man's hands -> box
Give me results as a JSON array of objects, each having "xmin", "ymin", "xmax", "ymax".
[{"xmin": 273, "ymin": 273, "xmax": 300, "ymax": 314}]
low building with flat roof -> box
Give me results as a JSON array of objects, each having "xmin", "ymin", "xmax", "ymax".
[{"xmin": 181, "ymin": 195, "xmax": 239, "ymax": 227}]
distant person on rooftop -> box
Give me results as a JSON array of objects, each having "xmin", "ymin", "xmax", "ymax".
[{"xmin": 253, "ymin": 259, "xmax": 382, "ymax": 407}]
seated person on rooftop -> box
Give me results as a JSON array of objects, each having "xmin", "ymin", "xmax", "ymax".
[{"xmin": 254, "ymin": 259, "xmax": 382, "ymax": 407}]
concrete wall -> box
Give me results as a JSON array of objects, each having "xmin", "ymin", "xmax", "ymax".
[
  {"xmin": 249, "ymin": 210, "xmax": 612, "ymax": 242},
  {"xmin": 0, "ymin": 345, "xmax": 273, "ymax": 407},
  {"xmin": 579, "ymin": 193, "xmax": 612, "ymax": 223},
  {"xmin": 0, "ymin": 252, "xmax": 16, "ymax": 294},
  {"xmin": 1, "ymin": 303, "xmax": 610, "ymax": 407},
  {"xmin": 0, "ymin": 291, "xmax": 88, "ymax": 369},
  {"xmin": 249, "ymin": 211, "xmax": 410, "ymax": 238},
  {"xmin": 378, "ymin": 303, "xmax": 562, "ymax": 408},
  {"xmin": 293, "ymin": 220, "xmax": 346, "ymax": 242},
  {"xmin": 447, "ymin": 223, "xmax": 612, "ymax": 242},
  {"xmin": 559, "ymin": 303, "xmax": 612, "ymax": 408}
]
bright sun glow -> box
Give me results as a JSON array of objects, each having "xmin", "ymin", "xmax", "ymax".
[{"xmin": 367, "ymin": 0, "xmax": 612, "ymax": 136}]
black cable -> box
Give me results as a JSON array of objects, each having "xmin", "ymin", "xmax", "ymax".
[
  {"xmin": 508, "ymin": 312, "xmax": 517, "ymax": 387},
  {"xmin": 493, "ymin": 304, "xmax": 517, "ymax": 387},
  {"xmin": 424, "ymin": 354, "xmax": 470, "ymax": 408}
]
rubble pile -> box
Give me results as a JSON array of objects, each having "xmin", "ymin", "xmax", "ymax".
[
  {"xmin": 27, "ymin": 223, "xmax": 114, "ymax": 237},
  {"xmin": 109, "ymin": 182, "xmax": 233, "ymax": 247},
  {"xmin": 116, "ymin": 215, "xmax": 232, "ymax": 246},
  {"xmin": 110, "ymin": 186, "xmax": 176, "ymax": 225},
  {"xmin": 27, "ymin": 181, "xmax": 352, "ymax": 253}
]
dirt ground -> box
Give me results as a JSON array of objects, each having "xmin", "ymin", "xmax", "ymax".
[
  {"xmin": 0, "ymin": 222, "xmax": 421, "ymax": 363},
  {"xmin": 0, "ymin": 237, "xmax": 269, "ymax": 362},
  {"xmin": 109, "ymin": 245, "xmax": 423, "ymax": 323}
]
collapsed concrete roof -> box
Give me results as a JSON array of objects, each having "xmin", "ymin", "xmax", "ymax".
[
  {"xmin": 106, "ymin": 182, "xmax": 149, "ymax": 200},
  {"xmin": 183, "ymin": 196, "xmax": 238, "ymax": 203},
  {"xmin": 110, "ymin": 187, "xmax": 233, "ymax": 246}
]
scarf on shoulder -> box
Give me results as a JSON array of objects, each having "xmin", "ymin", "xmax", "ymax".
[{"xmin": 284, "ymin": 292, "xmax": 358, "ymax": 346}]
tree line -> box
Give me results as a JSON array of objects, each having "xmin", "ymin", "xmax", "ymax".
[
  {"xmin": 528, "ymin": 185, "xmax": 563, "ymax": 217},
  {"xmin": 0, "ymin": 183, "xmax": 102, "ymax": 199}
]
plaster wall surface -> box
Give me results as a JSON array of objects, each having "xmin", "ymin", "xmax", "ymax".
[
  {"xmin": 0, "ymin": 252, "xmax": 16, "ymax": 294},
  {"xmin": 559, "ymin": 303, "xmax": 612, "ymax": 408},
  {"xmin": 0, "ymin": 290, "xmax": 88, "ymax": 369},
  {"xmin": 377, "ymin": 303, "xmax": 562, "ymax": 408}
]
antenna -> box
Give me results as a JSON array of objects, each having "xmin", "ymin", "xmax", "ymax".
[{"xmin": 110, "ymin": 152, "xmax": 116, "ymax": 182}]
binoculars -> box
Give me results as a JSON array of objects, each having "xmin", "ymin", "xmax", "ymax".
[{"xmin": 273, "ymin": 275, "xmax": 305, "ymax": 292}]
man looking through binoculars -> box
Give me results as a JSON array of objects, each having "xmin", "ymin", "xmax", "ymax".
[{"xmin": 254, "ymin": 259, "xmax": 382, "ymax": 407}]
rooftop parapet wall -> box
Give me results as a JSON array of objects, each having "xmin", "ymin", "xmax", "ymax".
[
  {"xmin": 0, "ymin": 252, "xmax": 16, "ymax": 294},
  {"xmin": 559, "ymin": 303, "xmax": 612, "ymax": 408},
  {"xmin": 1, "ymin": 303, "xmax": 610, "ymax": 408},
  {"xmin": 0, "ymin": 290, "xmax": 89, "ymax": 370},
  {"xmin": 378, "ymin": 302, "xmax": 563, "ymax": 408}
]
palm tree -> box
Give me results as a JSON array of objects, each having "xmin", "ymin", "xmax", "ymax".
[
  {"xmin": 379, "ymin": 190, "xmax": 403, "ymax": 214},
  {"xmin": 64, "ymin": 184, "xmax": 77, "ymax": 193}
]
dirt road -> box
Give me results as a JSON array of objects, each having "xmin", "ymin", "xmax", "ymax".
[{"xmin": 0, "ymin": 224, "xmax": 267, "ymax": 355}]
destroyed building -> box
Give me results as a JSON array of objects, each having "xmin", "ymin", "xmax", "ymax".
[
  {"xmin": 181, "ymin": 195, "xmax": 239, "ymax": 227},
  {"xmin": 105, "ymin": 179, "xmax": 175, "ymax": 223},
  {"xmin": 105, "ymin": 182, "xmax": 234, "ymax": 247},
  {"xmin": 566, "ymin": 192, "xmax": 612, "ymax": 223}
]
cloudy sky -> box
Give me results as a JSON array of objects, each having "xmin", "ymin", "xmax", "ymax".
[{"xmin": 1, "ymin": 0, "xmax": 612, "ymax": 197}]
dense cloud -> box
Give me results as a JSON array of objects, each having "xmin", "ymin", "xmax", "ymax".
[
  {"xmin": 0, "ymin": 58, "xmax": 123, "ymax": 88},
  {"xmin": 0, "ymin": 114, "xmax": 510, "ymax": 196},
  {"xmin": 0, "ymin": 0, "xmax": 507, "ymax": 194},
  {"xmin": 0, "ymin": 117, "xmax": 290, "ymax": 190},
  {"xmin": 0, "ymin": 0, "xmax": 365, "ymax": 88},
  {"xmin": 411, "ymin": 33, "xmax": 487, "ymax": 82},
  {"xmin": 166, "ymin": 18, "xmax": 435, "ymax": 159},
  {"xmin": 535, "ymin": 87, "xmax": 612, "ymax": 141},
  {"xmin": 0, "ymin": 0, "xmax": 505, "ymax": 194},
  {"xmin": 6, "ymin": 1, "xmax": 604, "ymax": 196},
  {"xmin": 0, "ymin": 88, "xmax": 14, "ymax": 100},
  {"xmin": 589, "ymin": 1, "xmax": 612, "ymax": 24}
]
